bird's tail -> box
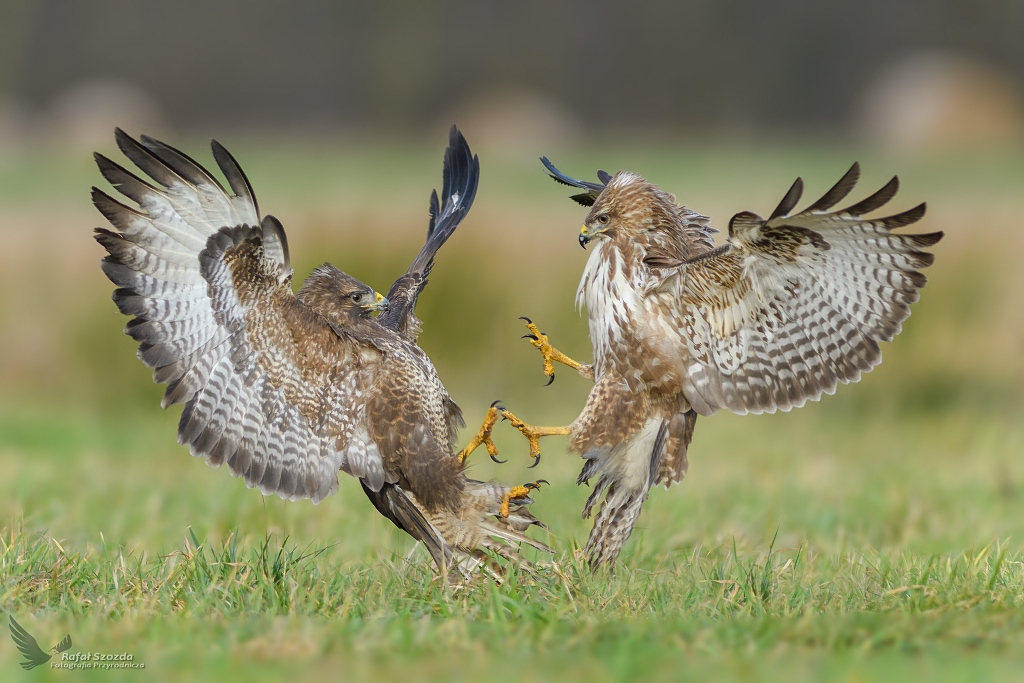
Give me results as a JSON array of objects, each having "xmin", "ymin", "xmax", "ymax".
[
  {"xmin": 580, "ymin": 420, "xmax": 669, "ymax": 568},
  {"xmin": 360, "ymin": 480, "xmax": 454, "ymax": 573},
  {"xmin": 362, "ymin": 477, "xmax": 552, "ymax": 582},
  {"xmin": 582, "ymin": 482, "xmax": 647, "ymax": 568}
]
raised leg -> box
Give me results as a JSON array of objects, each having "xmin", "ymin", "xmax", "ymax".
[
  {"xmin": 500, "ymin": 408, "xmax": 571, "ymax": 468},
  {"xmin": 520, "ymin": 317, "xmax": 594, "ymax": 385},
  {"xmin": 457, "ymin": 400, "xmax": 505, "ymax": 465}
]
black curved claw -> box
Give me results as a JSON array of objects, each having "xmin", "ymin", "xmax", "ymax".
[
  {"xmin": 528, "ymin": 453, "xmax": 542, "ymax": 469},
  {"xmin": 490, "ymin": 399, "xmax": 502, "ymax": 408},
  {"xmin": 522, "ymin": 334, "xmax": 539, "ymax": 340},
  {"xmin": 545, "ymin": 373, "xmax": 555, "ymax": 387},
  {"xmin": 519, "ymin": 316, "xmax": 533, "ymax": 324},
  {"xmin": 489, "ymin": 453, "xmax": 508, "ymax": 464},
  {"xmin": 525, "ymin": 479, "xmax": 549, "ymax": 490}
]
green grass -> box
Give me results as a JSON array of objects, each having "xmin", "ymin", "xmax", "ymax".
[
  {"xmin": 4, "ymin": 400, "xmax": 1024, "ymax": 681},
  {"xmin": 2, "ymin": 140, "xmax": 1024, "ymax": 680}
]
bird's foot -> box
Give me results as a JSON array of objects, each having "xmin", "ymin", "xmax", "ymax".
[
  {"xmin": 458, "ymin": 401, "xmax": 506, "ymax": 465},
  {"xmin": 519, "ymin": 317, "xmax": 592, "ymax": 384},
  {"xmin": 499, "ymin": 480, "xmax": 549, "ymax": 518},
  {"xmin": 499, "ymin": 408, "xmax": 570, "ymax": 468}
]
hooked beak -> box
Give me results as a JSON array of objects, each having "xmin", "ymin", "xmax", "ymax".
[
  {"xmin": 579, "ymin": 225, "xmax": 590, "ymax": 249},
  {"xmin": 362, "ymin": 291, "xmax": 390, "ymax": 313}
]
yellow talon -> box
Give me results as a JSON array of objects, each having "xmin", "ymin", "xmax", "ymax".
[
  {"xmin": 500, "ymin": 485, "xmax": 530, "ymax": 518},
  {"xmin": 500, "ymin": 409, "xmax": 571, "ymax": 468},
  {"xmin": 458, "ymin": 401, "xmax": 505, "ymax": 465},
  {"xmin": 499, "ymin": 480, "xmax": 548, "ymax": 518},
  {"xmin": 520, "ymin": 317, "xmax": 586, "ymax": 385}
]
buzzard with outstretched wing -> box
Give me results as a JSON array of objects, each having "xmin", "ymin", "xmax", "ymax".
[
  {"xmin": 502, "ymin": 160, "xmax": 941, "ymax": 567},
  {"xmin": 94, "ymin": 127, "xmax": 549, "ymax": 578}
]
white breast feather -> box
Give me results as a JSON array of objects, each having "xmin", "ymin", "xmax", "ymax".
[{"xmin": 576, "ymin": 243, "xmax": 643, "ymax": 374}]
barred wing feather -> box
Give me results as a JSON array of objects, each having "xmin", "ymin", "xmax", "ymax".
[
  {"xmin": 94, "ymin": 130, "xmax": 384, "ymax": 502},
  {"xmin": 647, "ymin": 163, "xmax": 942, "ymax": 416}
]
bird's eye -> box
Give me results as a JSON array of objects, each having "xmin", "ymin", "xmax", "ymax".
[
  {"xmin": 351, "ymin": 292, "xmax": 362, "ymax": 302},
  {"xmin": 597, "ymin": 214, "xmax": 610, "ymax": 225}
]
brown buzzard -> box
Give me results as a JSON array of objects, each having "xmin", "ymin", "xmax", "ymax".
[
  {"xmin": 93, "ymin": 127, "xmax": 550, "ymax": 579},
  {"xmin": 501, "ymin": 159, "xmax": 941, "ymax": 568}
]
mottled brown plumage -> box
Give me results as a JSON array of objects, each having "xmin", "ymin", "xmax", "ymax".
[
  {"xmin": 533, "ymin": 159, "xmax": 941, "ymax": 568},
  {"xmin": 94, "ymin": 128, "xmax": 549, "ymax": 580}
]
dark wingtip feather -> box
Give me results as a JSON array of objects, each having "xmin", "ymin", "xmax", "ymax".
[
  {"xmin": 804, "ymin": 162, "xmax": 860, "ymax": 213},
  {"xmin": 93, "ymin": 227, "xmax": 124, "ymax": 256},
  {"xmin": 409, "ymin": 125, "xmax": 480, "ymax": 273},
  {"xmin": 94, "ymin": 153, "xmax": 159, "ymax": 204},
  {"xmin": 769, "ymin": 177, "xmax": 804, "ymax": 220},
  {"xmin": 912, "ymin": 230, "xmax": 943, "ymax": 247},
  {"xmin": 882, "ymin": 202, "xmax": 927, "ymax": 229},
  {"xmin": 211, "ymin": 138, "xmax": 259, "ymax": 216},
  {"xmin": 844, "ymin": 176, "xmax": 899, "ymax": 216},
  {"xmin": 260, "ymin": 214, "xmax": 290, "ymax": 268},
  {"xmin": 379, "ymin": 125, "xmax": 480, "ymax": 334},
  {"xmin": 426, "ymin": 189, "xmax": 440, "ymax": 238},
  {"xmin": 113, "ymin": 128, "xmax": 184, "ymax": 189},
  {"xmin": 540, "ymin": 156, "xmax": 573, "ymax": 187},
  {"xmin": 539, "ymin": 156, "xmax": 605, "ymax": 193},
  {"xmin": 139, "ymin": 135, "xmax": 225, "ymax": 190}
]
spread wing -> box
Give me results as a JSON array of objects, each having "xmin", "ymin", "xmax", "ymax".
[
  {"xmin": 94, "ymin": 130, "xmax": 388, "ymax": 502},
  {"xmin": 379, "ymin": 125, "xmax": 479, "ymax": 341},
  {"xmin": 542, "ymin": 156, "xmax": 718, "ymax": 253},
  {"xmin": 646, "ymin": 163, "xmax": 942, "ymax": 416},
  {"xmin": 9, "ymin": 617, "xmax": 51, "ymax": 669}
]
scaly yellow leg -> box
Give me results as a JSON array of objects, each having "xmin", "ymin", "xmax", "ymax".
[
  {"xmin": 520, "ymin": 317, "xmax": 593, "ymax": 384},
  {"xmin": 499, "ymin": 480, "xmax": 549, "ymax": 518},
  {"xmin": 500, "ymin": 408, "xmax": 571, "ymax": 468},
  {"xmin": 457, "ymin": 401, "xmax": 505, "ymax": 465}
]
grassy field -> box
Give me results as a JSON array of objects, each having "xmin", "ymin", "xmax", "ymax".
[{"xmin": 1, "ymin": 137, "xmax": 1023, "ymax": 681}]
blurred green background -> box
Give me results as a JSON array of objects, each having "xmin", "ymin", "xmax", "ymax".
[{"xmin": 1, "ymin": 2, "xmax": 1024, "ymax": 681}]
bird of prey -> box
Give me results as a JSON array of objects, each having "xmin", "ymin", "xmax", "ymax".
[
  {"xmin": 93, "ymin": 127, "xmax": 549, "ymax": 579},
  {"xmin": 500, "ymin": 159, "xmax": 942, "ymax": 568},
  {"xmin": 9, "ymin": 616, "xmax": 71, "ymax": 670}
]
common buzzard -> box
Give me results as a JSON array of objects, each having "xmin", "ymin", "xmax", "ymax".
[
  {"xmin": 93, "ymin": 127, "xmax": 550, "ymax": 579},
  {"xmin": 501, "ymin": 159, "xmax": 941, "ymax": 567}
]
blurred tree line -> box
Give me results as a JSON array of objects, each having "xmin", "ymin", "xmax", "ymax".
[{"xmin": 0, "ymin": 0, "xmax": 1021, "ymax": 134}]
